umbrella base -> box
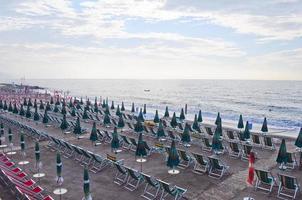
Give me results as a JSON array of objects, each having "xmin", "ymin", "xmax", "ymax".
[{"xmin": 168, "ymin": 169, "xmax": 180, "ymax": 175}]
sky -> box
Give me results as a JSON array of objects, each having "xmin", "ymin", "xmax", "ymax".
[{"xmin": 0, "ymin": 0, "xmax": 301, "ymax": 80}]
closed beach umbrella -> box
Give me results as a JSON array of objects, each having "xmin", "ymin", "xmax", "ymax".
[
  {"xmin": 94, "ymin": 99, "xmax": 98, "ymax": 113},
  {"xmin": 46, "ymin": 102, "xmax": 51, "ymax": 111},
  {"xmin": 243, "ymin": 121, "xmax": 250, "ymax": 140},
  {"xmin": 237, "ymin": 114, "xmax": 244, "ymax": 129},
  {"xmin": 42, "ymin": 110, "xmax": 49, "ymax": 124},
  {"xmin": 102, "ymin": 99, "xmax": 106, "ymax": 108},
  {"xmin": 134, "ymin": 120, "xmax": 144, "ymax": 133},
  {"xmin": 71, "ymin": 106, "xmax": 76, "ymax": 117},
  {"xmin": 179, "ymin": 108, "xmax": 185, "ymax": 121},
  {"xmin": 39, "ymin": 100, "xmax": 44, "ymax": 110},
  {"xmin": 34, "ymin": 99, "xmax": 37, "ymax": 109},
  {"xmin": 3, "ymin": 101, "xmax": 7, "ymax": 110},
  {"xmin": 117, "ymin": 115, "xmax": 125, "ymax": 129},
  {"xmin": 103, "ymin": 113, "xmax": 111, "ymax": 125},
  {"xmin": 136, "ymin": 132, "xmax": 147, "ymax": 157},
  {"xmin": 164, "ymin": 106, "xmax": 169, "ymax": 118},
  {"xmin": 28, "ymin": 98, "xmax": 33, "ymax": 107},
  {"xmin": 157, "ymin": 120, "xmax": 166, "ymax": 138},
  {"xmin": 56, "ymin": 97, "xmax": 60, "ymax": 105},
  {"xmin": 8, "ymin": 128, "xmax": 13, "ymax": 144},
  {"xmin": 35, "ymin": 142, "xmax": 41, "ymax": 168},
  {"xmin": 83, "ymin": 109, "xmax": 89, "ymax": 119},
  {"xmin": 116, "ymin": 105, "xmax": 121, "ymax": 116},
  {"xmin": 8, "ymin": 102, "xmax": 13, "ymax": 112},
  {"xmin": 131, "ymin": 102, "xmax": 135, "ymax": 113},
  {"xmin": 276, "ymin": 139, "xmax": 288, "ymax": 166},
  {"xmin": 34, "ymin": 107, "xmax": 40, "ymax": 121},
  {"xmin": 74, "ymin": 117, "xmax": 82, "ymax": 135},
  {"xmin": 143, "ymin": 104, "xmax": 147, "ymax": 114},
  {"xmin": 167, "ymin": 140, "xmax": 180, "ymax": 169},
  {"xmin": 89, "ymin": 122, "xmax": 98, "ymax": 144},
  {"xmin": 153, "ymin": 110, "xmax": 160, "ymax": 123},
  {"xmin": 111, "ymin": 101, "xmax": 115, "ymax": 110},
  {"xmin": 192, "ymin": 114, "xmax": 200, "ymax": 131},
  {"xmin": 181, "ymin": 123, "xmax": 191, "ymax": 144},
  {"xmin": 56, "ymin": 153, "xmax": 63, "ymax": 184},
  {"xmin": 13, "ymin": 103, "xmax": 18, "ymax": 114},
  {"xmin": 54, "ymin": 104, "xmax": 59, "ymax": 113},
  {"xmin": 60, "ymin": 114, "xmax": 69, "ymax": 130},
  {"xmin": 294, "ymin": 128, "xmax": 302, "ymax": 148},
  {"xmin": 121, "ymin": 102, "xmax": 125, "ymax": 111},
  {"xmin": 61, "ymin": 105, "xmax": 67, "ymax": 115},
  {"xmin": 212, "ymin": 124, "xmax": 223, "ymax": 152},
  {"xmin": 20, "ymin": 133, "xmax": 25, "ymax": 156},
  {"xmin": 105, "ymin": 105, "xmax": 110, "ymax": 115},
  {"xmin": 197, "ymin": 110, "xmax": 203, "ymax": 123},
  {"xmin": 83, "ymin": 168, "xmax": 91, "ymax": 200},
  {"xmin": 170, "ymin": 112, "xmax": 178, "ymax": 128},
  {"xmin": 215, "ymin": 112, "xmax": 221, "ymax": 125},
  {"xmin": 25, "ymin": 105, "xmax": 31, "ymax": 118},
  {"xmin": 0, "ymin": 100, "xmax": 3, "ymax": 109},
  {"xmin": 111, "ymin": 127, "xmax": 120, "ymax": 150},
  {"xmin": 261, "ymin": 117, "xmax": 268, "ymax": 133},
  {"xmin": 138, "ymin": 109, "xmax": 144, "ymax": 122},
  {"xmin": 19, "ymin": 105, "xmax": 25, "ymax": 116},
  {"xmin": 50, "ymin": 97, "xmax": 54, "ymax": 104},
  {"xmin": 0, "ymin": 123, "xmax": 3, "ymax": 137}
]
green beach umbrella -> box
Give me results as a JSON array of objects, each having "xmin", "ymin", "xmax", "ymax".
[
  {"xmin": 56, "ymin": 97, "xmax": 60, "ymax": 105},
  {"xmin": 276, "ymin": 139, "xmax": 288, "ymax": 164},
  {"xmin": 20, "ymin": 133, "xmax": 25, "ymax": 153},
  {"xmin": 69, "ymin": 98, "xmax": 73, "ymax": 108},
  {"xmin": 0, "ymin": 100, "xmax": 3, "ymax": 109},
  {"xmin": 164, "ymin": 106, "xmax": 169, "ymax": 118},
  {"xmin": 28, "ymin": 98, "xmax": 33, "ymax": 107},
  {"xmin": 215, "ymin": 112, "xmax": 221, "ymax": 125},
  {"xmin": 170, "ymin": 112, "xmax": 178, "ymax": 128},
  {"xmin": 13, "ymin": 103, "xmax": 18, "ymax": 114},
  {"xmin": 157, "ymin": 120, "xmax": 166, "ymax": 138},
  {"xmin": 35, "ymin": 142, "xmax": 42, "ymax": 169},
  {"xmin": 23, "ymin": 98, "xmax": 27, "ymax": 106},
  {"xmin": 111, "ymin": 127, "xmax": 120, "ymax": 150},
  {"xmin": 197, "ymin": 110, "xmax": 203, "ymax": 123},
  {"xmin": 89, "ymin": 122, "xmax": 98, "ymax": 144},
  {"xmin": 294, "ymin": 128, "xmax": 302, "ymax": 148},
  {"xmin": 102, "ymin": 99, "xmax": 106, "ymax": 108},
  {"xmin": 136, "ymin": 132, "xmax": 147, "ymax": 157},
  {"xmin": 143, "ymin": 104, "xmax": 146, "ymax": 114},
  {"xmin": 8, "ymin": 128, "xmax": 12, "ymax": 144},
  {"xmin": 131, "ymin": 102, "xmax": 135, "ymax": 113},
  {"xmin": 212, "ymin": 123, "xmax": 223, "ymax": 152},
  {"xmin": 237, "ymin": 114, "xmax": 244, "ymax": 129},
  {"xmin": 71, "ymin": 107, "xmax": 76, "ymax": 117},
  {"xmin": 94, "ymin": 100, "xmax": 98, "ymax": 113},
  {"xmin": 261, "ymin": 117, "xmax": 268, "ymax": 133},
  {"xmin": 56, "ymin": 153, "xmax": 63, "ymax": 184},
  {"xmin": 33, "ymin": 107, "xmax": 40, "ymax": 121},
  {"xmin": 83, "ymin": 168, "xmax": 91, "ymax": 200},
  {"xmin": 8, "ymin": 102, "xmax": 13, "ymax": 112},
  {"xmin": 60, "ymin": 114, "xmax": 69, "ymax": 130},
  {"xmin": 42, "ymin": 110, "xmax": 49, "ymax": 124},
  {"xmin": 34, "ymin": 99, "xmax": 37, "ymax": 109},
  {"xmin": 3, "ymin": 101, "xmax": 7, "ymax": 110},
  {"xmin": 83, "ymin": 109, "xmax": 89, "ymax": 119},
  {"xmin": 138, "ymin": 109, "xmax": 144, "ymax": 122},
  {"xmin": 121, "ymin": 102, "xmax": 125, "ymax": 111},
  {"xmin": 39, "ymin": 100, "xmax": 44, "ymax": 110},
  {"xmin": 192, "ymin": 114, "xmax": 200, "ymax": 131},
  {"xmin": 111, "ymin": 101, "xmax": 115, "ymax": 110},
  {"xmin": 243, "ymin": 121, "xmax": 250, "ymax": 140},
  {"xmin": 105, "ymin": 105, "xmax": 110, "ymax": 115},
  {"xmin": 116, "ymin": 105, "xmax": 121, "ymax": 116},
  {"xmin": 50, "ymin": 97, "xmax": 54, "ymax": 104},
  {"xmin": 76, "ymin": 103, "xmax": 81, "ymax": 110},
  {"xmin": 117, "ymin": 115, "xmax": 125, "ymax": 129},
  {"xmin": 179, "ymin": 108, "xmax": 185, "ymax": 121},
  {"xmin": 167, "ymin": 140, "xmax": 180, "ymax": 169},
  {"xmin": 46, "ymin": 102, "xmax": 51, "ymax": 111},
  {"xmin": 153, "ymin": 110, "xmax": 160, "ymax": 123},
  {"xmin": 74, "ymin": 117, "xmax": 82, "ymax": 135},
  {"xmin": 25, "ymin": 105, "xmax": 31, "ymax": 118},
  {"xmin": 61, "ymin": 105, "xmax": 67, "ymax": 115},
  {"xmin": 134, "ymin": 119, "xmax": 144, "ymax": 133},
  {"xmin": 103, "ymin": 113, "xmax": 111, "ymax": 125},
  {"xmin": 54, "ymin": 104, "xmax": 59, "ymax": 113},
  {"xmin": 181, "ymin": 123, "xmax": 191, "ymax": 144}
]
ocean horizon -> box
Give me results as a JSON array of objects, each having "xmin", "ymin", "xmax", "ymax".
[{"xmin": 7, "ymin": 79, "xmax": 301, "ymax": 132}]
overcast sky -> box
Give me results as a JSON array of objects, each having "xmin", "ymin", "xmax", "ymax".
[{"xmin": 0, "ymin": 0, "xmax": 301, "ymax": 80}]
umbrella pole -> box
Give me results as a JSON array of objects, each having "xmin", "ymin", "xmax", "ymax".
[{"xmin": 140, "ymin": 155, "xmax": 143, "ymax": 172}]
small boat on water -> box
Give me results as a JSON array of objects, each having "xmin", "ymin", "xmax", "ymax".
[{"xmin": 144, "ymin": 89, "xmax": 150, "ymax": 92}]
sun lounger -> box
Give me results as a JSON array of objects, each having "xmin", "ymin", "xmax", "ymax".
[
  {"xmin": 241, "ymin": 144, "xmax": 253, "ymax": 161},
  {"xmin": 124, "ymin": 167, "xmax": 143, "ymax": 191},
  {"xmin": 277, "ymin": 173, "xmax": 300, "ymax": 199},
  {"xmin": 226, "ymin": 130, "xmax": 236, "ymax": 140},
  {"xmin": 228, "ymin": 141, "xmax": 241, "ymax": 158},
  {"xmin": 251, "ymin": 134, "xmax": 262, "ymax": 148},
  {"xmin": 159, "ymin": 180, "xmax": 187, "ymax": 200},
  {"xmin": 177, "ymin": 149, "xmax": 193, "ymax": 169},
  {"xmin": 202, "ymin": 137, "xmax": 212, "ymax": 152},
  {"xmin": 129, "ymin": 138, "xmax": 138, "ymax": 151},
  {"xmin": 254, "ymin": 168, "xmax": 276, "ymax": 193},
  {"xmin": 121, "ymin": 135, "xmax": 132, "ymax": 150},
  {"xmin": 114, "ymin": 163, "xmax": 128, "ymax": 186},
  {"xmin": 192, "ymin": 152, "xmax": 209, "ymax": 174},
  {"xmin": 204, "ymin": 126, "xmax": 213, "ymax": 136},
  {"xmin": 208, "ymin": 156, "xmax": 229, "ymax": 179},
  {"xmin": 141, "ymin": 173, "xmax": 161, "ymax": 200},
  {"xmin": 263, "ymin": 136, "xmax": 275, "ymax": 150},
  {"xmin": 285, "ymin": 152, "xmax": 297, "ymax": 169}
]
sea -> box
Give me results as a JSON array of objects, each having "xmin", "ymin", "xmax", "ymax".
[{"xmin": 12, "ymin": 79, "xmax": 302, "ymax": 132}]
